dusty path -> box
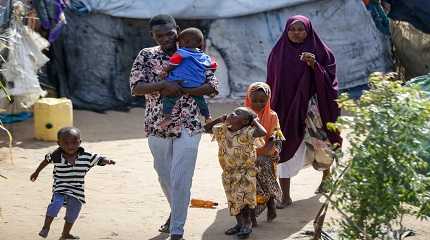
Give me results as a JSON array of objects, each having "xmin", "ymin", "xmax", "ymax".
[{"xmin": 0, "ymin": 103, "xmax": 428, "ymax": 239}]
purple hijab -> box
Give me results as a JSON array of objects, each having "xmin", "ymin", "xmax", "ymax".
[{"xmin": 266, "ymin": 15, "xmax": 342, "ymax": 163}]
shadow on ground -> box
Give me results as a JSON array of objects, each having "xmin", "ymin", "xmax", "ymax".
[{"xmin": 201, "ymin": 195, "xmax": 321, "ymax": 240}]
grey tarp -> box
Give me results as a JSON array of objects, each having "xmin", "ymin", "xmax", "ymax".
[
  {"xmin": 49, "ymin": 0, "xmax": 392, "ymax": 110},
  {"xmin": 71, "ymin": 0, "xmax": 315, "ymax": 19},
  {"xmin": 209, "ymin": 0, "xmax": 392, "ymax": 95}
]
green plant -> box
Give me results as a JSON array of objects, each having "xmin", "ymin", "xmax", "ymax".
[{"xmin": 328, "ymin": 73, "xmax": 430, "ymax": 240}]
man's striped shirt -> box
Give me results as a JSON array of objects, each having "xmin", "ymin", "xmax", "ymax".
[{"xmin": 45, "ymin": 147, "xmax": 105, "ymax": 204}]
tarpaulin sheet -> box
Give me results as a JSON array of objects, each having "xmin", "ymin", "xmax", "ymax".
[
  {"xmin": 49, "ymin": 0, "xmax": 392, "ymax": 110},
  {"xmin": 70, "ymin": 0, "xmax": 316, "ymax": 19},
  {"xmin": 209, "ymin": 0, "xmax": 392, "ymax": 94}
]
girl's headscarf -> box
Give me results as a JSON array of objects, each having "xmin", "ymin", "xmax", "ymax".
[{"xmin": 244, "ymin": 82, "xmax": 282, "ymax": 155}]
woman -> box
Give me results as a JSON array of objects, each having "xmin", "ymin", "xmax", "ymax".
[{"xmin": 266, "ymin": 15, "xmax": 342, "ymax": 208}]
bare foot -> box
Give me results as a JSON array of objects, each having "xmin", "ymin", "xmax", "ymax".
[{"xmin": 38, "ymin": 227, "xmax": 49, "ymax": 238}]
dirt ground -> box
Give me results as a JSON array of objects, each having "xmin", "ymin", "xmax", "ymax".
[{"xmin": 0, "ymin": 103, "xmax": 429, "ymax": 240}]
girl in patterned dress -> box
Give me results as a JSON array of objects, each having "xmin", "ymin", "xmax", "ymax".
[
  {"xmin": 244, "ymin": 82, "xmax": 285, "ymax": 225},
  {"xmin": 205, "ymin": 107, "xmax": 266, "ymax": 239}
]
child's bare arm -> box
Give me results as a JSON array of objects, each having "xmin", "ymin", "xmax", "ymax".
[
  {"xmin": 30, "ymin": 159, "xmax": 49, "ymax": 182},
  {"xmin": 252, "ymin": 118, "xmax": 267, "ymax": 138},
  {"xmin": 204, "ymin": 114, "xmax": 227, "ymax": 133}
]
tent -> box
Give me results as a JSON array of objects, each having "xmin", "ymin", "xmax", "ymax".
[{"xmin": 44, "ymin": 0, "xmax": 392, "ymax": 111}]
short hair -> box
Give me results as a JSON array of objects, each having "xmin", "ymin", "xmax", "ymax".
[
  {"xmin": 57, "ymin": 127, "xmax": 81, "ymax": 140},
  {"xmin": 178, "ymin": 27, "xmax": 204, "ymax": 48},
  {"xmin": 149, "ymin": 14, "xmax": 177, "ymax": 29},
  {"xmin": 235, "ymin": 107, "xmax": 257, "ymax": 126}
]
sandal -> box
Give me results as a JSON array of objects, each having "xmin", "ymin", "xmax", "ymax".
[
  {"xmin": 158, "ymin": 216, "xmax": 171, "ymax": 233},
  {"xmin": 224, "ymin": 224, "xmax": 241, "ymax": 235},
  {"xmin": 170, "ymin": 234, "xmax": 184, "ymax": 240},
  {"xmin": 237, "ymin": 226, "xmax": 252, "ymax": 239}
]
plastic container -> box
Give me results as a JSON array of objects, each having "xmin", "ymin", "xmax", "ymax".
[{"xmin": 34, "ymin": 98, "xmax": 73, "ymax": 141}]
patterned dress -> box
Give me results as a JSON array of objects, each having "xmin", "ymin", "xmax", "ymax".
[
  {"xmin": 255, "ymin": 123, "xmax": 285, "ymax": 216},
  {"xmin": 278, "ymin": 96, "xmax": 333, "ymax": 177},
  {"xmin": 212, "ymin": 123, "xmax": 265, "ymax": 216},
  {"xmin": 304, "ymin": 96, "xmax": 334, "ymax": 169},
  {"xmin": 129, "ymin": 46, "xmax": 218, "ymax": 138}
]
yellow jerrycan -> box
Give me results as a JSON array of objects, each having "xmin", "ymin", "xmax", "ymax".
[{"xmin": 34, "ymin": 98, "xmax": 73, "ymax": 141}]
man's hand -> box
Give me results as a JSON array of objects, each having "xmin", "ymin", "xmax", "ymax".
[
  {"xmin": 160, "ymin": 81, "xmax": 182, "ymax": 97},
  {"xmin": 30, "ymin": 172, "xmax": 39, "ymax": 182},
  {"xmin": 159, "ymin": 71, "xmax": 168, "ymax": 79}
]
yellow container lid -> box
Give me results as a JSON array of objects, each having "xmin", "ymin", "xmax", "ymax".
[{"xmin": 35, "ymin": 98, "xmax": 71, "ymax": 105}]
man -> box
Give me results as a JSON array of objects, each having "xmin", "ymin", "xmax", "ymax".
[{"xmin": 129, "ymin": 15, "xmax": 218, "ymax": 240}]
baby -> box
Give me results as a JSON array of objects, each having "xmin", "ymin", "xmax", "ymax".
[{"xmin": 160, "ymin": 27, "xmax": 217, "ymax": 127}]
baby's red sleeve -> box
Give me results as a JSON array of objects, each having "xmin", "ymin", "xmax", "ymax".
[
  {"xmin": 169, "ymin": 53, "xmax": 183, "ymax": 65},
  {"xmin": 209, "ymin": 57, "xmax": 218, "ymax": 71}
]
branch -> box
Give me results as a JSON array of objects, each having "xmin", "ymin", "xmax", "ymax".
[
  {"xmin": 0, "ymin": 120, "xmax": 13, "ymax": 163},
  {"xmin": 321, "ymin": 159, "xmax": 379, "ymax": 239}
]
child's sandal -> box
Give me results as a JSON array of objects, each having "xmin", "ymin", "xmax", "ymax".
[
  {"xmin": 237, "ymin": 226, "xmax": 252, "ymax": 239},
  {"xmin": 224, "ymin": 224, "xmax": 241, "ymax": 235}
]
